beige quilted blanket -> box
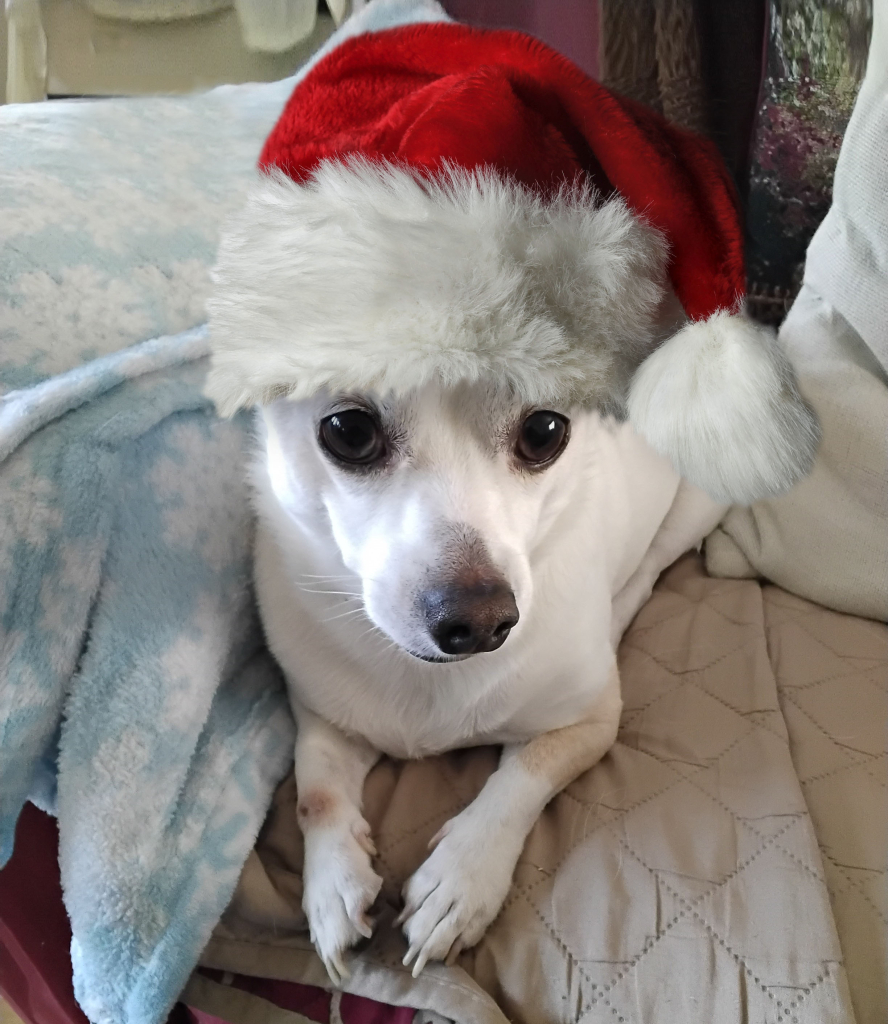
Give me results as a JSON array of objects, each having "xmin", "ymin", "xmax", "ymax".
[{"xmin": 190, "ymin": 556, "xmax": 887, "ymax": 1024}]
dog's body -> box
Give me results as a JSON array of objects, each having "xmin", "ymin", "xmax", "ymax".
[{"xmin": 252, "ymin": 381, "xmax": 725, "ymax": 981}]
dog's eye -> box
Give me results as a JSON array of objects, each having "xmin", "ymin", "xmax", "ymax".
[
  {"xmin": 515, "ymin": 411, "xmax": 569, "ymax": 466},
  {"xmin": 319, "ymin": 410, "xmax": 386, "ymax": 466}
]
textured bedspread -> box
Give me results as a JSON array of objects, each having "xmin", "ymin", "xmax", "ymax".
[
  {"xmin": 193, "ymin": 556, "xmax": 887, "ymax": 1024},
  {"xmin": 765, "ymin": 588, "xmax": 887, "ymax": 1024}
]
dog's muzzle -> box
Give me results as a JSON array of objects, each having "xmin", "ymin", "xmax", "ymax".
[{"xmin": 419, "ymin": 580, "xmax": 519, "ymax": 656}]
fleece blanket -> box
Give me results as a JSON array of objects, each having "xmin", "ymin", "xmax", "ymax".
[
  {"xmin": 0, "ymin": 331, "xmax": 297, "ymax": 1024},
  {"xmin": 0, "ymin": 4, "xmax": 449, "ymax": 1024},
  {"xmin": 193, "ymin": 555, "xmax": 888, "ymax": 1024}
]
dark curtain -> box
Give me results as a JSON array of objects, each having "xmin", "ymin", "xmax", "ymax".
[
  {"xmin": 695, "ymin": 0, "xmax": 768, "ymax": 208},
  {"xmin": 598, "ymin": 0, "xmax": 767, "ymax": 207}
]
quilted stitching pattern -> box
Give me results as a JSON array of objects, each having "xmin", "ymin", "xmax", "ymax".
[
  {"xmin": 764, "ymin": 586, "xmax": 888, "ymax": 1024},
  {"xmin": 205, "ymin": 557, "xmax": 860, "ymax": 1024}
]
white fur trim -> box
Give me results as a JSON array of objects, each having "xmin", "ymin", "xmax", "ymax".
[
  {"xmin": 205, "ymin": 161, "xmax": 668, "ymax": 415},
  {"xmin": 627, "ymin": 312, "xmax": 820, "ymax": 504}
]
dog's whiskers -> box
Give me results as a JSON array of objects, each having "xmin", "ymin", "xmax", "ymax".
[
  {"xmin": 354, "ymin": 622, "xmax": 405, "ymax": 660},
  {"xmin": 323, "ymin": 606, "xmax": 368, "ymax": 624},
  {"xmin": 355, "ymin": 622, "xmax": 384, "ymax": 643},
  {"xmin": 296, "ymin": 586, "xmax": 363, "ymax": 597}
]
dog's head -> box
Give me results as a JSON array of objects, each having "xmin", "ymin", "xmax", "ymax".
[
  {"xmin": 210, "ymin": 162, "xmax": 818, "ymax": 663},
  {"xmin": 211, "ymin": 162, "xmax": 670, "ymax": 662},
  {"xmin": 261, "ymin": 382, "xmax": 604, "ymax": 662}
]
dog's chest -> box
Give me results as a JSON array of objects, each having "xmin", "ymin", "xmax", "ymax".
[{"xmin": 290, "ymin": 634, "xmax": 609, "ymax": 759}]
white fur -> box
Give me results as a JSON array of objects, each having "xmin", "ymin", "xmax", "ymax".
[
  {"xmin": 205, "ymin": 161, "xmax": 668, "ymax": 417},
  {"xmin": 628, "ymin": 312, "xmax": 821, "ymax": 504},
  {"xmin": 249, "ymin": 381, "xmax": 723, "ymax": 979}
]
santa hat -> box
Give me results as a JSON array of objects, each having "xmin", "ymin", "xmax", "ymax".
[{"xmin": 206, "ymin": 22, "xmax": 818, "ymax": 504}]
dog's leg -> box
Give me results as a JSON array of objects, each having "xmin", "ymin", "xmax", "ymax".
[
  {"xmin": 399, "ymin": 665, "xmax": 622, "ymax": 976},
  {"xmin": 610, "ymin": 482, "xmax": 727, "ymax": 648},
  {"xmin": 294, "ymin": 703, "xmax": 382, "ymax": 985}
]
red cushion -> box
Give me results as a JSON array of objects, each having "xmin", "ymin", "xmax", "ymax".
[
  {"xmin": 0, "ymin": 805, "xmax": 87, "ymax": 1024},
  {"xmin": 0, "ymin": 807, "xmax": 411, "ymax": 1024}
]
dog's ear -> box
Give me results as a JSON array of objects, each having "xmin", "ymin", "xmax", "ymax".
[{"xmin": 627, "ymin": 311, "xmax": 820, "ymax": 505}]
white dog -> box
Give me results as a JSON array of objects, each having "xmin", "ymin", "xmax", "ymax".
[
  {"xmin": 202, "ymin": 149, "xmax": 822, "ymax": 982},
  {"xmin": 205, "ymin": 10, "xmax": 821, "ymax": 974}
]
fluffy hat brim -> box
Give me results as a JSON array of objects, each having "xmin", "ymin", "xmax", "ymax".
[
  {"xmin": 206, "ymin": 161, "xmax": 819, "ymax": 505},
  {"xmin": 205, "ymin": 161, "xmax": 669, "ymax": 418}
]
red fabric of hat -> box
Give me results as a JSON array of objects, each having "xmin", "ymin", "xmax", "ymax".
[{"xmin": 259, "ymin": 22, "xmax": 745, "ymax": 326}]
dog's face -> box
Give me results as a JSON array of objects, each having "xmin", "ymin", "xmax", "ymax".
[{"xmin": 262, "ymin": 382, "xmax": 600, "ymax": 663}]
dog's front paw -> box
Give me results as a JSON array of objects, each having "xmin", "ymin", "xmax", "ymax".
[
  {"xmin": 302, "ymin": 818, "xmax": 383, "ymax": 986},
  {"xmin": 397, "ymin": 816, "xmax": 521, "ymax": 976}
]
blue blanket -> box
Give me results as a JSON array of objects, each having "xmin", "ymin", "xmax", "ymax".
[{"xmin": 0, "ymin": 4, "xmax": 448, "ymax": 1023}]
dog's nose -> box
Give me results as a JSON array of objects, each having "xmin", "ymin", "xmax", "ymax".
[{"xmin": 421, "ymin": 582, "xmax": 519, "ymax": 656}]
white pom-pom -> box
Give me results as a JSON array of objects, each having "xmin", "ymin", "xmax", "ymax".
[{"xmin": 627, "ymin": 312, "xmax": 820, "ymax": 505}]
